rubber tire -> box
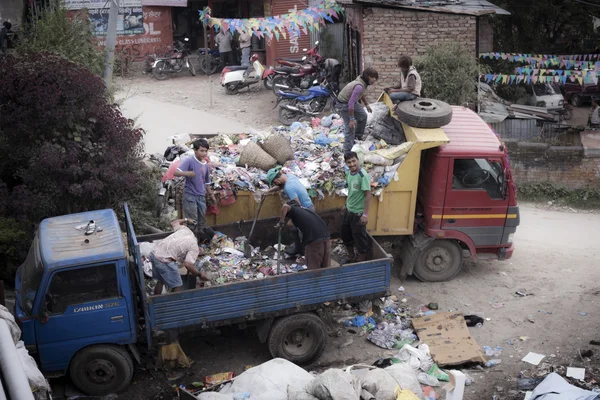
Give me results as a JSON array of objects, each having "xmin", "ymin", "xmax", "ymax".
[
  {"xmin": 571, "ymin": 94, "xmax": 583, "ymax": 107},
  {"xmin": 200, "ymin": 57, "xmax": 218, "ymax": 75},
  {"xmin": 413, "ymin": 239, "xmax": 463, "ymax": 282},
  {"xmin": 264, "ymin": 74, "xmax": 274, "ymax": 90},
  {"xmin": 70, "ymin": 345, "xmax": 134, "ymax": 396},
  {"xmin": 395, "ymin": 98, "xmax": 453, "ymax": 128},
  {"xmin": 278, "ymin": 104, "xmax": 300, "ymax": 126},
  {"xmin": 225, "ymin": 82, "xmax": 239, "ymax": 95},
  {"xmin": 564, "ymin": 108, "xmax": 573, "ymax": 120},
  {"xmin": 268, "ymin": 313, "xmax": 327, "ymax": 365},
  {"xmin": 272, "ymin": 75, "xmax": 288, "ymax": 95},
  {"xmin": 152, "ymin": 61, "xmax": 169, "ymax": 80}
]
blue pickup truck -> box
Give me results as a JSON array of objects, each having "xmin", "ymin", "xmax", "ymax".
[{"xmin": 13, "ymin": 204, "xmax": 391, "ymax": 395}]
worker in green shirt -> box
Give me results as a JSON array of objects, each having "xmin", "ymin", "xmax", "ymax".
[{"xmin": 342, "ymin": 151, "xmax": 372, "ymax": 262}]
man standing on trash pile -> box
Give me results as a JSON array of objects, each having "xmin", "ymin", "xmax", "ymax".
[
  {"xmin": 342, "ymin": 152, "xmax": 372, "ymax": 263},
  {"xmin": 336, "ymin": 67, "xmax": 379, "ymax": 153},
  {"xmin": 150, "ymin": 218, "xmax": 204, "ymax": 295},
  {"xmin": 384, "ymin": 55, "xmax": 421, "ymax": 104},
  {"xmin": 174, "ymin": 139, "xmax": 217, "ymax": 242},
  {"xmin": 275, "ymin": 202, "xmax": 331, "ymax": 270}
]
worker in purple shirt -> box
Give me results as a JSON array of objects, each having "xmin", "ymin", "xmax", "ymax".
[
  {"xmin": 174, "ymin": 139, "xmax": 216, "ymax": 240},
  {"xmin": 335, "ymin": 67, "xmax": 379, "ymax": 153}
]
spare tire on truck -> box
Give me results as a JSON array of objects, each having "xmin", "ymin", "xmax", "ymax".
[{"xmin": 395, "ymin": 98, "xmax": 453, "ymax": 129}]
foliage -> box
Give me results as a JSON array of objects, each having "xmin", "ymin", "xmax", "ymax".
[
  {"xmin": 414, "ymin": 42, "xmax": 482, "ymax": 106},
  {"xmin": 494, "ymin": 85, "xmax": 527, "ymax": 103},
  {"xmin": 518, "ymin": 182, "xmax": 600, "ymax": 208},
  {"xmin": 16, "ymin": 5, "xmax": 104, "ymax": 75},
  {"xmin": 0, "ymin": 218, "xmax": 30, "ymax": 284},
  {"xmin": 0, "ymin": 53, "xmax": 146, "ymax": 223},
  {"xmin": 491, "ymin": 0, "xmax": 600, "ymax": 54}
]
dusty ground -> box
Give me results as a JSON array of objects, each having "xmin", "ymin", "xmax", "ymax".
[{"xmin": 47, "ymin": 78, "xmax": 600, "ymax": 398}]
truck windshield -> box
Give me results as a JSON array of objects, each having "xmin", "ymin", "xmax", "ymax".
[
  {"xmin": 20, "ymin": 235, "xmax": 44, "ymax": 314},
  {"xmin": 533, "ymin": 83, "xmax": 556, "ymax": 96}
]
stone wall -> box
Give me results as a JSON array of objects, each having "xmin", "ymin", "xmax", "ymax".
[
  {"xmin": 505, "ymin": 140, "xmax": 600, "ymax": 190},
  {"xmin": 360, "ymin": 7, "xmax": 477, "ymax": 95}
]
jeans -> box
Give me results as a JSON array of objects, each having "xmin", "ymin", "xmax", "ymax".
[
  {"xmin": 150, "ymin": 254, "xmax": 182, "ymax": 289},
  {"xmin": 220, "ymin": 51, "xmax": 234, "ymax": 66},
  {"xmin": 241, "ymin": 47, "xmax": 251, "ymax": 67},
  {"xmin": 183, "ymin": 193, "xmax": 207, "ymax": 229},
  {"xmin": 336, "ymin": 101, "xmax": 368, "ymax": 153},
  {"xmin": 341, "ymin": 210, "xmax": 369, "ymax": 255},
  {"xmin": 389, "ymin": 92, "xmax": 417, "ymax": 103}
]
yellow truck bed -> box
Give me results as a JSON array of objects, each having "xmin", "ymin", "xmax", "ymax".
[{"xmin": 206, "ymin": 95, "xmax": 449, "ymax": 237}]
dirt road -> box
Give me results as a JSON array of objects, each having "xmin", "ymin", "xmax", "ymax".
[{"xmin": 110, "ymin": 203, "xmax": 600, "ymax": 399}]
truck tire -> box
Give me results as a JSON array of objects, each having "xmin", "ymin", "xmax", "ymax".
[
  {"xmin": 268, "ymin": 313, "xmax": 327, "ymax": 365},
  {"xmin": 571, "ymin": 94, "xmax": 583, "ymax": 107},
  {"xmin": 70, "ymin": 345, "xmax": 134, "ymax": 396},
  {"xmin": 395, "ymin": 98, "xmax": 453, "ymax": 128},
  {"xmin": 413, "ymin": 240, "xmax": 463, "ymax": 282}
]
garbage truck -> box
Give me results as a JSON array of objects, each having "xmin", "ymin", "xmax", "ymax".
[
  {"xmin": 14, "ymin": 204, "xmax": 392, "ymax": 395},
  {"xmin": 203, "ymin": 99, "xmax": 520, "ymax": 282}
]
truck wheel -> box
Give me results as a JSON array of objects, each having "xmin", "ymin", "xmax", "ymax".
[
  {"xmin": 70, "ymin": 345, "xmax": 134, "ymax": 396},
  {"xmin": 395, "ymin": 98, "xmax": 453, "ymax": 128},
  {"xmin": 413, "ymin": 240, "xmax": 463, "ymax": 282},
  {"xmin": 268, "ymin": 313, "xmax": 327, "ymax": 365},
  {"xmin": 571, "ymin": 94, "xmax": 583, "ymax": 107}
]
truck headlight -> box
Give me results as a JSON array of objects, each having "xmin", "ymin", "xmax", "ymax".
[
  {"xmin": 559, "ymin": 100, "xmax": 564, "ymax": 106},
  {"xmin": 507, "ymin": 233, "xmax": 514, "ymax": 244}
]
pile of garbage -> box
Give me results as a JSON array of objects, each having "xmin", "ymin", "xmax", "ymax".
[
  {"xmin": 169, "ymin": 104, "xmax": 410, "ymax": 200},
  {"xmin": 140, "ymin": 231, "xmax": 310, "ymax": 293}
]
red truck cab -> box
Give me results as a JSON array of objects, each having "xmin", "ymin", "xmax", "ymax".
[{"xmin": 402, "ymin": 107, "xmax": 519, "ymax": 281}]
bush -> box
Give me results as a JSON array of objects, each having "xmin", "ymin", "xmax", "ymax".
[
  {"xmin": 0, "ymin": 218, "xmax": 30, "ymax": 284},
  {"xmin": 17, "ymin": 5, "xmax": 104, "ymax": 75},
  {"xmin": 0, "ymin": 53, "xmax": 146, "ymax": 223},
  {"xmin": 414, "ymin": 42, "xmax": 482, "ymax": 106}
]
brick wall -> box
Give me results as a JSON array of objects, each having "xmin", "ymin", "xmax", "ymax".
[
  {"xmin": 505, "ymin": 140, "xmax": 600, "ymax": 190},
  {"xmin": 361, "ymin": 7, "xmax": 477, "ymax": 95}
]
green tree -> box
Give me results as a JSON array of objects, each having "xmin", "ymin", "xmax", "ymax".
[
  {"xmin": 414, "ymin": 42, "xmax": 481, "ymax": 106},
  {"xmin": 492, "ymin": 0, "xmax": 600, "ymax": 54},
  {"xmin": 17, "ymin": 4, "xmax": 104, "ymax": 75}
]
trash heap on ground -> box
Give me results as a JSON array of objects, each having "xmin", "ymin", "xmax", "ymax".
[{"xmin": 168, "ymin": 102, "xmax": 409, "ymax": 203}]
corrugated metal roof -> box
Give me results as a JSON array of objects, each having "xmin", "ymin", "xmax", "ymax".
[
  {"xmin": 40, "ymin": 209, "xmax": 126, "ymax": 270},
  {"xmin": 352, "ymin": 0, "xmax": 510, "ymax": 16},
  {"xmin": 438, "ymin": 106, "xmax": 504, "ymax": 157}
]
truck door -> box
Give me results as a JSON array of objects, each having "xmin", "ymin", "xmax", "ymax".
[
  {"xmin": 34, "ymin": 263, "xmax": 133, "ymax": 373},
  {"xmin": 441, "ymin": 158, "xmax": 509, "ymax": 246}
]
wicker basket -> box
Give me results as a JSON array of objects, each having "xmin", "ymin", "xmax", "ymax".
[
  {"xmin": 261, "ymin": 134, "xmax": 295, "ymax": 165},
  {"xmin": 238, "ymin": 141, "xmax": 278, "ymax": 171}
]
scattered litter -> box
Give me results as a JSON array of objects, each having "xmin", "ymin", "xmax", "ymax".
[
  {"xmin": 590, "ymin": 340, "xmax": 600, "ymax": 346},
  {"xmin": 422, "ymin": 386, "xmax": 439, "ymax": 399},
  {"xmin": 522, "ymin": 352, "xmax": 546, "ymax": 366},
  {"xmin": 485, "ymin": 359, "xmax": 502, "ymax": 368},
  {"xmin": 517, "ymin": 377, "xmax": 545, "ymax": 391},
  {"xmin": 491, "ymin": 303, "xmax": 504, "ymax": 309},
  {"xmin": 579, "ymin": 312, "xmax": 588, "ymax": 316},
  {"xmin": 463, "ymin": 315, "xmax": 484, "ymax": 327},
  {"xmin": 345, "ymin": 316, "xmax": 376, "ymax": 328},
  {"xmin": 427, "ymin": 303, "xmax": 439, "ymax": 310},
  {"xmin": 566, "ymin": 367, "xmax": 586, "ymax": 381},
  {"xmin": 483, "ymin": 345, "xmax": 503, "ymax": 357},
  {"xmin": 529, "ymin": 372, "xmax": 599, "ymax": 399},
  {"xmin": 527, "ymin": 315, "xmax": 535, "ymax": 323},
  {"xmin": 398, "ymin": 286, "xmax": 405, "ymax": 292},
  {"xmin": 443, "ymin": 370, "xmax": 466, "ymax": 400},
  {"xmin": 520, "ymin": 336, "xmax": 530, "ymax": 342},
  {"xmin": 204, "ymin": 372, "xmax": 235, "ymax": 386}
]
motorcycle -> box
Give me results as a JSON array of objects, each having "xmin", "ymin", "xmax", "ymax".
[
  {"xmin": 263, "ymin": 57, "xmax": 312, "ymax": 90},
  {"xmin": 271, "ymin": 42, "xmax": 324, "ymax": 94},
  {"xmin": 152, "ymin": 38, "xmax": 196, "ymax": 80},
  {"xmin": 197, "ymin": 47, "xmax": 223, "ymax": 75},
  {"xmin": 275, "ymin": 81, "xmax": 336, "ymax": 125},
  {"xmin": 220, "ymin": 54, "xmax": 266, "ymax": 95}
]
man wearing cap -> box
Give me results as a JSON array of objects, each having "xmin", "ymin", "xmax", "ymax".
[
  {"xmin": 275, "ymin": 202, "xmax": 331, "ymax": 270},
  {"xmin": 263, "ymin": 168, "xmax": 314, "ymax": 210}
]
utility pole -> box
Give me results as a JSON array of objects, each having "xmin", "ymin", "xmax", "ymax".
[{"xmin": 104, "ymin": 0, "xmax": 119, "ymax": 89}]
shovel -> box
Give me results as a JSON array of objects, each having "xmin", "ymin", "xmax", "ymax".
[{"xmin": 244, "ymin": 196, "xmax": 266, "ymax": 258}]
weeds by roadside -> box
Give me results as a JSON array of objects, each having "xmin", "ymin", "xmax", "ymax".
[{"xmin": 518, "ymin": 182, "xmax": 600, "ymax": 209}]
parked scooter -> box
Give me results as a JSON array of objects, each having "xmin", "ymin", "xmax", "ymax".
[
  {"xmin": 275, "ymin": 81, "xmax": 336, "ymax": 125},
  {"xmin": 197, "ymin": 47, "xmax": 223, "ymax": 74},
  {"xmin": 220, "ymin": 54, "xmax": 266, "ymax": 95},
  {"xmin": 152, "ymin": 38, "xmax": 196, "ymax": 80}
]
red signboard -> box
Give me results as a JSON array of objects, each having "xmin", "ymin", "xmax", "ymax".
[{"xmin": 95, "ymin": 6, "xmax": 173, "ymax": 62}]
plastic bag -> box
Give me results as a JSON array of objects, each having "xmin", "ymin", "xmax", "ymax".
[
  {"xmin": 306, "ymin": 369, "xmax": 362, "ymax": 400},
  {"xmin": 222, "ymin": 358, "xmax": 313, "ymax": 400},
  {"xmin": 358, "ymin": 368, "xmax": 401, "ymax": 400},
  {"xmin": 16, "ymin": 340, "xmax": 51, "ymax": 396},
  {"xmin": 417, "ymin": 372, "xmax": 440, "ymax": 387},
  {"xmin": 287, "ymin": 386, "xmax": 319, "ymax": 400},
  {"xmin": 0, "ymin": 304, "xmax": 20, "ymax": 344},
  {"xmin": 373, "ymin": 142, "xmax": 413, "ymax": 160},
  {"xmin": 364, "ymin": 153, "xmax": 394, "ymax": 166},
  {"xmin": 395, "ymin": 344, "xmax": 434, "ymax": 372},
  {"xmin": 384, "ymin": 363, "xmax": 424, "ymax": 398},
  {"xmin": 395, "ymin": 389, "xmax": 421, "ymax": 400},
  {"xmin": 428, "ymin": 364, "xmax": 449, "ymax": 382}
]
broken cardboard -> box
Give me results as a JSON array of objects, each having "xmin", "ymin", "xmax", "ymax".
[{"xmin": 411, "ymin": 312, "xmax": 487, "ymax": 366}]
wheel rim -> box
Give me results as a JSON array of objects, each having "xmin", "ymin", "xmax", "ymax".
[
  {"xmin": 280, "ymin": 107, "xmax": 298, "ymax": 125},
  {"xmin": 413, "ymin": 100, "xmax": 437, "ymax": 112},
  {"xmin": 424, "ymin": 247, "xmax": 452, "ymax": 272},
  {"xmin": 282, "ymin": 328, "xmax": 315, "ymax": 357},
  {"xmin": 85, "ymin": 359, "xmax": 117, "ymax": 386},
  {"xmin": 226, "ymin": 83, "xmax": 238, "ymax": 93}
]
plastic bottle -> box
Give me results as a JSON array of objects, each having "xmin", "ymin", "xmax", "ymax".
[{"xmin": 485, "ymin": 359, "xmax": 502, "ymax": 368}]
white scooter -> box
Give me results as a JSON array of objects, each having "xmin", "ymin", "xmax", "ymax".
[{"xmin": 220, "ymin": 54, "xmax": 266, "ymax": 95}]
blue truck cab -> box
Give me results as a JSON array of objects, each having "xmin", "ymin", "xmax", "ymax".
[{"xmin": 14, "ymin": 204, "xmax": 392, "ymax": 395}]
